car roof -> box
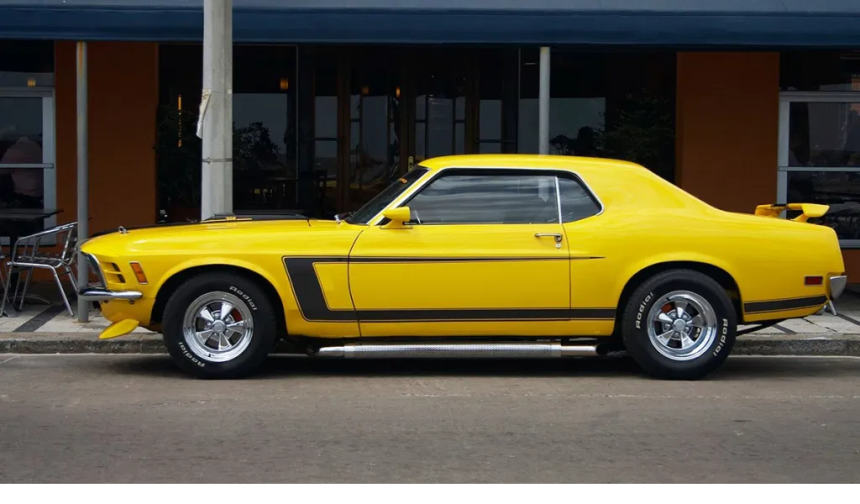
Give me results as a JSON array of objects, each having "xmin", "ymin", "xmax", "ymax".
[{"xmin": 417, "ymin": 153, "xmax": 645, "ymax": 175}]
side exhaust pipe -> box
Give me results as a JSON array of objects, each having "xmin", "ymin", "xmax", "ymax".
[{"xmin": 313, "ymin": 341, "xmax": 600, "ymax": 359}]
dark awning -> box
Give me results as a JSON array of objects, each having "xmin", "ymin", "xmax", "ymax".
[{"xmin": 1, "ymin": 0, "xmax": 860, "ymax": 47}]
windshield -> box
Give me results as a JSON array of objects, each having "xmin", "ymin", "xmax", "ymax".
[{"xmin": 346, "ymin": 167, "xmax": 428, "ymax": 224}]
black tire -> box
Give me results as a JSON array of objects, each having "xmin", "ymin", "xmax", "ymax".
[
  {"xmin": 162, "ymin": 272, "xmax": 277, "ymax": 379},
  {"xmin": 620, "ymin": 269, "xmax": 737, "ymax": 380}
]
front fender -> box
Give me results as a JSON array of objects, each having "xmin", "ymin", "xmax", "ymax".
[{"xmin": 153, "ymin": 256, "xmax": 290, "ymax": 299}]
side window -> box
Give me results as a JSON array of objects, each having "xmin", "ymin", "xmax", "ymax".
[
  {"xmin": 407, "ymin": 173, "xmax": 559, "ymax": 224},
  {"xmin": 558, "ymin": 176, "xmax": 601, "ymax": 223}
]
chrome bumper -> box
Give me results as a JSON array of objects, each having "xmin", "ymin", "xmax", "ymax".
[
  {"xmin": 77, "ymin": 287, "xmax": 143, "ymax": 302},
  {"xmin": 830, "ymin": 275, "xmax": 848, "ymax": 301}
]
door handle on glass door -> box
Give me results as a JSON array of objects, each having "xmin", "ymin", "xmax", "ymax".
[{"xmin": 534, "ymin": 233, "xmax": 563, "ymax": 248}]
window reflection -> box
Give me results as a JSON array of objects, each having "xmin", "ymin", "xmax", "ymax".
[
  {"xmin": 0, "ymin": 98, "xmax": 43, "ymax": 162},
  {"xmin": 517, "ymin": 50, "xmax": 676, "ymax": 182},
  {"xmin": 313, "ymin": 58, "xmax": 339, "ymax": 217},
  {"xmin": 0, "ymin": 66, "xmax": 48, "ymax": 213},
  {"xmin": 348, "ymin": 57, "xmax": 401, "ymax": 212},
  {"xmin": 788, "ymin": 102, "xmax": 860, "ymax": 167},
  {"xmin": 408, "ymin": 174, "xmax": 559, "ymax": 225},
  {"xmin": 156, "ymin": 44, "xmax": 298, "ymax": 219},
  {"xmin": 0, "ymin": 40, "xmax": 54, "ymax": 88},
  {"xmin": 415, "ymin": 61, "xmax": 467, "ymax": 162},
  {"xmin": 232, "ymin": 45, "xmax": 297, "ymax": 211},
  {"xmin": 558, "ymin": 177, "xmax": 601, "ymax": 223},
  {"xmin": 479, "ymin": 99, "xmax": 501, "ymax": 142},
  {"xmin": 478, "ymin": 50, "xmax": 517, "ymax": 153},
  {"xmin": 787, "ymin": 171, "xmax": 860, "ymax": 240},
  {"xmin": 0, "ymin": 38, "xmax": 52, "ymax": 221},
  {"xmin": 781, "ymin": 52, "xmax": 860, "ymax": 92}
]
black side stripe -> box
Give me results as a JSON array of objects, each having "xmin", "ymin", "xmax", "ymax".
[
  {"xmin": 282, "ymin": 256, "xmax": 615, "ymax": 323},
  {"xmin": 355, "ymin": 308, "xmax": 616, "ymax": 323},
  {"xmin": 284, "ymin": 257, "xmax": 355, "ymax": 321},
  {"xmin": 744, "ymin": 295, "xmax": 828, "ymax": 314},
  {"xmin": 348, "ymin": 256, "xmax": 603, "ymax": 263}
]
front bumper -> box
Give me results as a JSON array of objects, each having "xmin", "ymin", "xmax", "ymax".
[
  {"xmin": 77, "ymin": 287, "xmax": 143, "ymax": 302},
  {"xmin": 830, "ymin": 275, "xmax": 848, "ymax": 301}
]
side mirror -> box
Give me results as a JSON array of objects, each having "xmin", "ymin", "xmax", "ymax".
[{"xmin": 381, "ymin": 206, "xmax": 412, "ymax": 227}]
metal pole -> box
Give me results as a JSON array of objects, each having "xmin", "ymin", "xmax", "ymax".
[
  {"xmin": 75, "ymin": 41, "xmax": 89, "ymax": 322},
  {"xmin": 538, "ymin": 46, "xmax": 550, "ymax": 155},
  {"xmin": 200, "ymin": 0, "xmax": 233, "ymax": 219}
]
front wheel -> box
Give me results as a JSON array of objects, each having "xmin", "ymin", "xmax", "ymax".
[
  {"xmin": 621, "ymin": 269, "xmax": 737, "ymax": 380},
  {"xmin": 162, "ymin": 272, "xmax": 277, "ymax": 379}
]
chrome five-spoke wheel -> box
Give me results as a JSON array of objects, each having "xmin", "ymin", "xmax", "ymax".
[
  {"xmin": 182, "ymin": 291, "xmax": 254, "ymax": 363},
  {"xmin": 646, "ymin": 290, "xmax": 717, "ymax": 361}
]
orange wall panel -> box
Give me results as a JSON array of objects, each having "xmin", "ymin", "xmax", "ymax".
[
  {"xmin": 842, "ymin": 250, "xmax": 860, "ymax": 281},
  {"xmin": 676, "ymin": 52, "xmax": 780, "ymax": 214},
  {"xmin": 676, "ymin": 52, "xmax": 857, "ymax": 282},
  {"xmin": 55, "ymin": 41, "xmax": 158, "ymax": 237}
]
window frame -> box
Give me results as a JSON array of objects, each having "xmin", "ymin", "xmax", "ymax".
[
  {"xmin": 778, "ymin": 91, "xmax": 860, "ymax": 248},
  {"xmin": 0, "ymin": 87, "xmax": 57, "ymax": 246},
  {"xmin": 366, "ymin": 166, "xmax": 604, "ymax": 227}
]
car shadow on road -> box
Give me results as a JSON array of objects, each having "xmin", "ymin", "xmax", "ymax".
[
  {"xmin": 104, "ymin": 353, "xmax": 645, "ymax": 380},
  {"xmin": 102, "ymin": 353, "xmax": 860, "ymax": 381}
]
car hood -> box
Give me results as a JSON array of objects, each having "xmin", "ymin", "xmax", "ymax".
[{"xmin": 81, "ymin": 215, "xmax": 342, "ymax": 255}]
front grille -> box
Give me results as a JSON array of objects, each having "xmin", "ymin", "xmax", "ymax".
[
  {"xmin": 104, "ymin": 262, "xmax": 126, "ymax": 284},
  {"xmin": 84, "ymin": 253, "xmax": 106, "ymax": 288}
]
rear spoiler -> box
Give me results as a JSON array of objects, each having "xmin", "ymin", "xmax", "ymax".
[{"xmin": 754, "ymin": 203, "xmax": 829, "ymax": 223}]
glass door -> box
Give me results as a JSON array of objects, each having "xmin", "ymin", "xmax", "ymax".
[
  {"xmin": 345, "ymin": 49, "xmax": 404, "ymax": 212},
  {"xmin": 308, "ymin": 53, "xmax": 343, "ymax": 218},
  {"xmin": 778, "ymin": 91, "xmax": 860, "ymax": 248},
  {"xmin": 0, "ymin": 88, "xmax": 56, "ymax": 244},
  {"xmin": 301, "ymin": 47, "xmax": 516, "ymax": 216},
  {"xmin": 412, "ymin": 51, "xmax": 473, "ymax": 163}
]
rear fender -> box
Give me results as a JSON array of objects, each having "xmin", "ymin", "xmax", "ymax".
[{"xmin": 617, "ymin": 252, "xmax": 742, "ymax": 306}]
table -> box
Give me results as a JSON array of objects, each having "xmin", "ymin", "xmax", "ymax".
[{"xmin": 0, "ymin": 208, "xmax": 63, "ymax": 317}]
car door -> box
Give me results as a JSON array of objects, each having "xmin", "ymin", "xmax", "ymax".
[
  {"xmin": 348, "ymin": 168, "xmax": 573, "ymax": 338},
  {"xmin": 556, "ymin": 173, "xmax": 616, "ymax": 337}
]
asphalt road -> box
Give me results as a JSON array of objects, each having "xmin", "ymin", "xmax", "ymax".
[{"xmin": 1, "ymin": 354, "xmax": 859, "ymax": 483}]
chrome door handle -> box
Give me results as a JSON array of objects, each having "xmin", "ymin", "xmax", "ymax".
[{"xmin": 534, "ymin": 233, "xmax": 563, "ymax": 248}]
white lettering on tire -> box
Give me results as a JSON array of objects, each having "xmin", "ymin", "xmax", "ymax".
[
  {"xmin": 178, "ymin": 341, "xmax": 205, "ymax": 367},
  {"xmin": 228, "ymin": 285, "xmax": 258, "ymax": 311},
  {"xmin": 636, "ymin": 292, "xmax": 653, "ymax": 330},
  {"xmin": 713, "ymin": 318, "xmax": 729, "ymax": 356}
]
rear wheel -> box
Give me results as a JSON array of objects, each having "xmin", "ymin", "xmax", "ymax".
[
  {"xmin": 162, "ymin": 272, "xmax": 277, "ymax": 379},
  {"xmin": 621, "ymin": 269, "xmax": 736, "ymax": 380}
]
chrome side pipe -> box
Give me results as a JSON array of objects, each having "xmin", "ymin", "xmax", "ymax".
[{"xmin": 313, "ymin": 342, "xmax": 600, "ymax": 359}]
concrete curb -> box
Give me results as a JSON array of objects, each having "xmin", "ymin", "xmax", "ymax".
[{"xmin": 2, "ymin": 332, "xmax": 860, "ymax": 356}]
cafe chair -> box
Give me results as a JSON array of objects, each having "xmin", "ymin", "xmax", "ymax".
[{"xmin": 0, "ymin": 222, "xmax": 79, "ymax": 317}]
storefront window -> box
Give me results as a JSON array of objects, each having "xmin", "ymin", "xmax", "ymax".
[
  {"xmin": 780, "ymin": 51, "xmax": 860, "ymax": 246},
  {"xmin": 477, "ymin": 50, "xmax": 517, "ymax": 154},
  {"xmin": 233, "ymin": 45, "xmax": 297, "ymax": 212},
  {"xmin": 781, "ymin": 51, "xmax": 860, "ymax": 92},
  {"xmin": 0, "ymin": 40, "xmax": 56, "ymax": 242},
  {"xmin": 157, "ymin": 44, "xmax": 297, "ymax": 221},
  {"xmin": 518, "ymin": 49, "xmax": 676, "ymax": 182},
  {"xmin": 0, "ymin": 40, "xmax": 54, "ymax": 88}
]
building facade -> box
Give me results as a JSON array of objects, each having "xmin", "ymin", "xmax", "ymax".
[{"xmin": 2, "ymin": 1, "xmax": 860, "ymax": 277}]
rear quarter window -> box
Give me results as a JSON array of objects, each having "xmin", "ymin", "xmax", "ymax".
[{"xmin": 558, "ymin": 176, "xmax": 602, "ymax": 223}]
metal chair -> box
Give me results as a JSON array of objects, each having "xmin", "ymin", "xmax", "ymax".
[{"xmin": 1, "ymin": 222, "xmax": 79, "ymax": 317}]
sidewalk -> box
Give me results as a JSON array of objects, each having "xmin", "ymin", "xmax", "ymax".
[{"xmin": 3, "ymin": 281, "xmax": 860, "ymax": 356}]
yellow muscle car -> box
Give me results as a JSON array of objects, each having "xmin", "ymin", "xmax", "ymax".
[{"xmin": 77, "ymin": 154, "xmax": 847, "ymax": 380}]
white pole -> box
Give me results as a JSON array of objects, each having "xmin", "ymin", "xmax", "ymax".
[
  {"xmin": 76, "ymin": 41, "xmax": 89, "ymax": 322},
  {"xmin": 538, "ymin": 46, "xmax": 550, "ymax": 155},
  {"xmin": 200, "ymin": 0, "xmax": 233, "ymax": 219}
]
